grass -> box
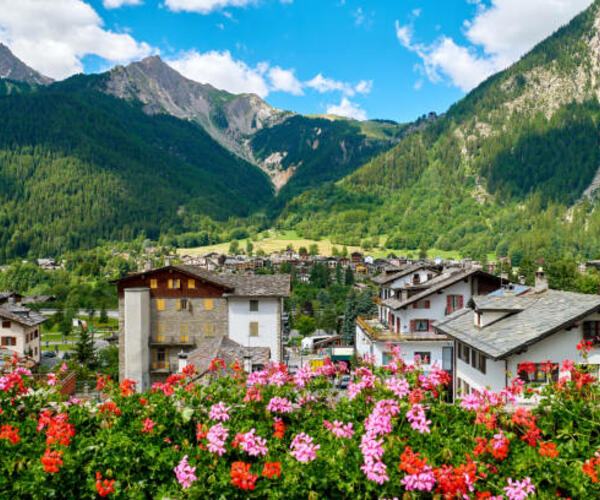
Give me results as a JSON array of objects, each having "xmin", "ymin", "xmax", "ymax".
[{"xmin": 178, "ymin": 230, "xmax": 497, "ymax": 261}]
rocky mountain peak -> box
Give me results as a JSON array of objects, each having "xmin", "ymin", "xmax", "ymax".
[{"xmin": 0, "ymin": 43, "xmax": 53, "ymax": 85}]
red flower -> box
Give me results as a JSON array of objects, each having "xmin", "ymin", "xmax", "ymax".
[
  {"xmin": 262, "ymin": 461, "xmax": 282, "ymax": 479},
  {"xmin": 230, "ymin": 461, "xmax": 258, "ymax": 490},
  {"xmin": 473, "ymin": 437, "xmax": 488, "ymax": 457},
  {"xmin": 182, "ymin": 364, "xmax": 197, "ymax": 377},
  {"xmin": 209, "ymin": 358, "xmax": 225, "ymax": 372},
  {"xmin": 0, "ymin": 424, "xmax": 20, "ymax": 445},
  {"xmin": 141, "ymin": 418, "xmax": 156, "ymax": 434},
  {"xmin": 273, "ymin": 419, "xmax": 286, "ymax": 439},
  {"xmin": 119, "ymin": 379, "xmax": 136, "ymax": 397},
  {"xmin": 99, "ymin": 402, "xmax": 121, "ymax": 417},
  {"xmin": 539, "ymin": 442, "xmax": 559, "ymax": 458},
  {"xmin": 38, "ymin": 411, "xmax": 75, "ymax": 447},
  {"xmin": 583, "ymin": 453, "xmax": 600, "ymax": 483},
  {"xmin": 96, "ymin": 471, "xmax": 116, "ymax": 497},
  {"xmin": 95, "ymin": 375, "xmax": 111, "ymax": 392},
  {"xmin": 398, "ymin": 446, "xmax": 427, "ymax": 474},
  {"xmin": 518, "ymin": 362, "xmax": 537, "ymax": 375},
  {"xmin": 577, "ymin": 339, "xmax": 593, "ymax": 353},
  {"xmin": 41, "ymin": 448, "xmax": 63, "ymax": 473}
]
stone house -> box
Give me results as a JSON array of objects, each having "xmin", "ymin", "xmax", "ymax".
[
  {"xmin": 0, "ymin": 302, "xmax": 46, "ymax": 363},
  {"xmin": 114, "ymin": 265, "xmax": 290, "ymax": 391}
]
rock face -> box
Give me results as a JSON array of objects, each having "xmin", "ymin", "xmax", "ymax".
[
  {"xmin": 0, "ymin": 43, "xmax": 53, "ymax": 85},
  {"xmin": 102, "ymin": 56, "xmax": 287, "ymax": 162}
]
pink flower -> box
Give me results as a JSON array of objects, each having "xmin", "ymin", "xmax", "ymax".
[
  {"xmin": 406, "ymin": 404, "xmax": 431, "ymax": 434},
  {"xmin": 266, "ymin": 396, "xmax": 294, "ymax": 414},
  {"xmin": 293, "ymin": 365, "xmax": 315, "ymax": 388},
  {"xmin": 206, "ymin": 423, "xmax": 229, "ymax": 456},
  {"xmin": 237, "ymin": 428, "xmax": 268, "ymax": 456},
  {"xmin": 174, "ymin": 455, "xmax": 197, "ymax": 489},
  {"xmin": 290, "ymin": 433, "xmax": 320, "ymax": 463},
  {"xmin": 324, "ymin": 420, "xmax": 354, "ymax": 439},
  {"xmin": 504, "ymin": 477, "xmax": 536, "ymax": 500},
  {"xmin": 208, "ymin": 402, "xmax": 231, "ymax": 422},
  {"xmin": 46, "ymin": 373, "xmax": 57, "ymax": 387},
  {"xmin": 141, "ymin": 417, "xmax": 155, "ymax": 434},
  {"xmin": 361, "ymin": 456, "xmax": 389, "ymax": 484},
  {"xmin": 401, "ymin": 465, "xmax": 436, "ymax": 492},
  {"xmin": 386, "ymin": 377, "xmax": 410, "ymax": 399},
  {"xmin": 460, "ymin": 393, "xmax": 482, "ymax": 411}
]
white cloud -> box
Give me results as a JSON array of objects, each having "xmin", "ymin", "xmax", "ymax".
[
  {"xmin": 268, "ymin": 66, "xmax": 303, "ymax": 95},
  {"xmin": 164, "ymin": 0, "xmax": 255, "ymax": 14},
  {"xmin": 168, "ymin": 50, "xmax": 270, "ymax": 96},
  {"xmin": 306, "ymin": 73, "xmax": 372, "ymax": 97},
  {"xmin": 396, "ymin": 0, "xmax": 594, "ymax": 91},
  {"xmin": 0, "ymin": 0, "xmax": 153, "ymax": 80},
  {"xmin": 326, "ymin": 97, "xmax": 367, "ymax": 121},
  {"xmin": 103, "ymin": 0, "xmax": 143, "ymax": 8},
  {"xmin": 354, "ymin": 80, "xmax": 373, "ymax": 94}
]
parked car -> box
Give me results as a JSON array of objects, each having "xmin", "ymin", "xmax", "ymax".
[
  {"xmin": 41, "ymin": 351, "xmax": 57, "ymax": 358},
  {"xmin": 337, "ymin": 375, "xmax": 351, "ymax": 389}
]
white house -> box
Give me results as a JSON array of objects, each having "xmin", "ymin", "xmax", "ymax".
[
  {"xmin": 356, "ymin": 267, "xmax": 504, "ymax": 374},
  {"xmin": 0, "ymin": 302, "xmax": 46, "ymax": 363},
  {"xmin": 435, "ymin": 274, "xmax": 600, "ymax": 402}
]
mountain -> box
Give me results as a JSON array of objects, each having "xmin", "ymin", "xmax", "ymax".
[
  {"xmin": 278, "ymin": 1, "xmax": 600, "ymax": 261},
  {"xmin": 0, "ymin": 83, "xmax": 274, "ymax": 261},
  {"xmin": 0, "ymin": 43, "xmax": 53, "ymax": 85},
  {"xmin": 82, "ymin": 56, "xmax": 404, "ymax": 195}
]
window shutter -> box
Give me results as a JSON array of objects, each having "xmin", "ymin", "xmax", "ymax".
[
  {"xmin": 150, "ymin": 279, "xmax": 158, "ymax": 289},
  {"xmin": 459, "ymin": 295, "xmax": 464, "ymax": 308},
  {"xmin": 425, "ymin": 300, "xmax": 430, "ymax": 309},
  {"xmin": 205, "ymin": 299, "xmax": 213, "ymax": 311},
  {"xmin": 446, "ymin": 295, "xmax": 452, "ymax": 313},
  {"xmin": 413, "ymin": 302, "xmax": 418, "ymax": 309},
  {"xmin": 168, "ymin": 279, "xmax": 172, "ymax": 289},
  {"xmin": 410, "ymin": 320, "xmax": 415, "ymax": 332},
  {"xmin": 428, "ymin": 320, "xmax": 434, "ymax": 332},
  {"xmin": 176, "ymin": 300, "xmax": 181, "ymax": 311},
  {"xmin": 188, "ymin": 279, "xmax": 196, "ymax": 289}
]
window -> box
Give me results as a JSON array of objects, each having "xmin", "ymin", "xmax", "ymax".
[
  {"xmin": 204, "ymin": 299, "xmax": 213, "ymax": 311},
  {"xmin": 205, "ymin": 322, "xmax": 214, "ymax": 337},
  {"xmin": 249, "ymin": 322, "xmax": 259, "ymax": 337},
  {"xmin": 180, "ymin": 324, "xmax": 189, "ymax": 343},
  {"xmin": 150, "ymin": 279, "xmax": 158, "ymax": 289},
  {"xmin": 34, "ymin": 347, "xmax": 38, "ymax": 357},
  {"xmin": 457, "ymin": 342, "xmax": 470, "ymax": 364},
  {"xmin": 382, "ymin": 352, "xmax": 392, "ymax": 365},
  {"xmin": 157, "ymin": 323, "xmax": 165, "ymax": 342},
  {"xmin": 188, "ymin": 279, "xmax": 196, "ymax": 289},
  {"xmin": 1, "ymin": 337, "xmax": 16, "ymax": 346},
  {"xmin": 156, "ymin": 299, "xmax": 165, "ymax": 311},
  {"xmin": 415, "ymin": 351, "xmax": 431, "ymax": 365},
  {"xmin": 413, "ymin": 274, "xmax": 421, "ymax": 285},
  {"xmin": 583, "ymin": 321, "xmax": 600, "ymax": 345},
  {"xmin": 168, "ymin": 279, "xmax": 180, "ymax": 289},
  {"xmin": 1, "ymin": 320, "xmax": 10, "ymax": 328},
  {"xmin": 249, "ymin": 300, "xmax": 259, "ymax": 312},
  {"xmin": 34, "ymin": 329, "xmax": 38, "ymax": 338},
  {"xmin": 446, "ymin": 295, "xmax": 464, "ymax": 314},
  {"xmin": 176, "ymin": 299, "xmax": 189, "ymax": 311},
  {"xmin": 413, "ymin": 320, "xmax": 430, "ymax": 332},
  {"xmin": 471, "ymin": 350, "xmax": 487, "ymax": 374},
  {"xmin": 518, "ymin": 362, "xmax": 559, "ymax": 384},
  {"xmin": 413, "ymin": 300, "xmax": 430, "ymax": 309}
]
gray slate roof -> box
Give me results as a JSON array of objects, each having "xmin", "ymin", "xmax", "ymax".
[
  {"xmin": 187, "ymin": 336, "xmax": 270, "ymax": 376},
  {"xmin": 435, "ymin": 289, "xmax": 600, "ymax": 360},
  {"xmin": 371, "ymin": 262, "xmax": 436, "ymax": 285},
  {"xmin": 0, "ymin": 304, "xmax": 48, "ymax": 327},
  {"xmin": 382, "ymin": 268, "xmax": 499, "ymax": 311}
]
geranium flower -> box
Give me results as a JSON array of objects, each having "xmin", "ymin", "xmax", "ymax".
[
  {"xmin": 503, "ymin": 477, "xmax": 535, "ymax": 500},
  {"xmin": 538, "ymin": 442, "xmax": 559, "ymax": 458},
  {"xmin": 266, "ymin": 396, "xmax": 294, "ymax": 414},
  {"xmin": 230, "ymin": 461, "xmax": 258, "ymax": 490},
  {"xmin": 206, "ymin": 423, "xmax": 229, "ymax": 456},
  {"xmin": 262, "ymin": 461, "xmax": 281, "ymax": 479},
  {"xmin": 141, "ymin": 417, "xmax": 156, "ymax": 434},
  {"xmin": 95, "ymin": 471, "xmax": 115, "ymax": 497},
  {"xmin": 41, "ymin": 448, "xmax": 63, "ymax": 473},
  {"xmin": 119, "ymin": 379, "xmax": 136, "ymax": 397},
  {"xmin": 236, "ymin": 428, "xmax": 268, "ymax": 456},
  {"xmin": 290, "ymin": 433, "xmax": 320, "ymax": 463},
  {"xmin": 208, "ymin": 401, "xmax": 231, "ymax": 422},
  {"xmin": 0, "ymin": 424, "xmax": 20, "ymax": 445},
  {"xmin": 323, "ymin": 420, "xmax": 354, "ymax": 439},
  {"xmin": 174, "ymin": 455, "xmax": 197, "ymax": 489}
]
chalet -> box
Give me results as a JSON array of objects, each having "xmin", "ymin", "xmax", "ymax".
[
  {"xmin": 0, "ymin": 291, "xmax": 23, "ymax": 305},
  {"xmin": 114, "ymin": 265, "xmax": 290, "ymax": 391},
  {"xmin": 0, "ymin": 302, "xmax": 46, "ymax": 363},
  {"xmin": 435, "ymin": 272, "xmax": 600, "ymax": 402},
  {"xmin": 351, "ymin": 251, "xmax": 364, "ymax": 266},
  {"xmin": 356, "ymin": 267, "xmax": 504, "ymax": 373}
]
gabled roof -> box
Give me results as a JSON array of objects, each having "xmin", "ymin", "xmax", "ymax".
[
  {"xmin": 371, "ymin": 262, "xmax": 437, "ymax": 285},
  {"xmin": 382, "ymin": 268, "xmax": 502, "ymax": 311},
  {"xmin": 0, "ymin": 304, "xmax": 47, "ymax": 327},
  {"xmin": 435, "ymin": 289, "xmax": 600, "ymax": 360},
  {"xmin": 113, "ymin": 265, "xmax": 290, "ymax": 297}
]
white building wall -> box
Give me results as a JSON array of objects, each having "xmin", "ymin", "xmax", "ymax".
[
  {"xmin": 0, "ymin": 322, "xmax": 41, "ymax": 362},
  {"xmin": 456, "ymin": 356, "xmax": 506, "ymax": 395},
  {"xmin": 228, "ymin": 298, "xmax": 281, "ymax": 363}
]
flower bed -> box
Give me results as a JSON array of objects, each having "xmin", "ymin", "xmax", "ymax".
[{"xmin": 1, "ymin": 346, "xmax": 600, "ymax": 498}]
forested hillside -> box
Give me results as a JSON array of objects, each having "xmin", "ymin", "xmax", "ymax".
[
  {"xmin": 0, "ymin": 84, "xmax": 274, "ymax": 260},
  {"xmin": 277, "ymin": 1, "xmax": 600, "ymax": 262}
]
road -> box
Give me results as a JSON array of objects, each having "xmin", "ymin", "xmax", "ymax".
[{"xmin": 40, "ymin": 309, "xmax": 119, "ymax": 319}]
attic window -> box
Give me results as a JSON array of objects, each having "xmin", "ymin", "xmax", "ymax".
[
  {"xmin": 249, "ymin": 300, "xmax": 259, "ymax": 312},
  {"xmin": 1, "ymin": 321, "xmax": 10, "ymax": 328}
]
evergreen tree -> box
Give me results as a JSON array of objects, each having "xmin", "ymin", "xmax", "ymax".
[
  {"xmin": 345, "ymin": 266, "xmax": 354, "ymax": 286},
  {"xmin": 75, "ymin": 323, "xmax": 95, "ymax": 367},
  {"xmin": 335, "ymin": 263, "xmax": 343, "ymax": 284}
]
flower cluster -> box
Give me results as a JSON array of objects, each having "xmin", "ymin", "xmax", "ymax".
[
  {"xmin": 230, "ymin": 461, "xmax": 258, "ymax": 490},
  {"xmin": 234, "ymin": 428, "xmax": 268, "ymax": 457},
  {"xmin": 174, "ymin": 455, "xmax": 197, "ymax": 489},
  {"xmin": 323, "ymin": 420, "xmax": 354, "ymax": 439},
  {"xmin": 290, "ymin": 433, "xmax": 320, "ymax": 463},
  {"xmin": 266, "ymin": 396, "xmax": 294, "ymax": 414},
  {"xmin": 206, "ymin": 423, "xmax": 229, "ymax": 456},
  {"xmin": 208, "ymin": 401, "xmax": 231, "ymax": 422}
]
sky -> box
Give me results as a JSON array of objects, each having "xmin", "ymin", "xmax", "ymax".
[{"xmin": 0, "ymin": 0, "xmax": 594, "ymax": 122}]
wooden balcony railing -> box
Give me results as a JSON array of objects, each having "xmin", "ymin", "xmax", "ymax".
[
  {"xmin": 150, "ymin": 336, "xmax": 194, "ymax": 346},
  {"xmin": 151, "ymin": 361, "xmax": 170, "ymax": 372}
]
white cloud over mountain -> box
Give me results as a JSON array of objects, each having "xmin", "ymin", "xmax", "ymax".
[
  {"xmin": 327, "ymin": 97, "xmax": 367, "ymax": 121},
  {"xmin": 0, "ymin": 0, "xmax": 153, "ymax": 79},
  {"xmin": 396, "ymin": 0, "xmax": 594, "ymax": 91},
  {"xmin": 164, "ymin": 0, "xmax": 291, "ymax": 14},
  {"xmin": 103, "ymin": 0, "xmax": 143, "ymax": 8}
]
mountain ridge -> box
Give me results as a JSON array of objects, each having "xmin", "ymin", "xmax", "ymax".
[{"xmin": 0, "ymin": 43, "xmax": 53, "ymax": 86}]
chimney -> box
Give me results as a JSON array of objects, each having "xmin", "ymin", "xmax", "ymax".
[
  {"xmin": 504, "ymin": 283, "xmax": 515, "ymax": 296},
  {"xmin": 535, "ymin": 267, "xmax": 548, "ymax": 293},
  {"xmin": 177, "ymin": 350, "xmax": 188, "ymax": 373}
]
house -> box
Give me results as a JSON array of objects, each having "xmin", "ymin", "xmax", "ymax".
[
  {"xmin": 435, "ymin": 273, "xmax": 600, "ymax": 402},
  {"xmin": 113, "ymin": 265, "xmax": 290, "ymax": 391},
  {"xmin": 0, "ymin": 302, "xmax": 47, "ymax": 363},
  {"xmin": 371, "ymin": 262, "xmax": 440, "ymax": 310},
  {"xmin": 356, "ymin": 267, "xmax": 504, "ymax": 374},
  {"xmin": 351, "ymin": 251, "xmax": 364, "ymax": 266},
  {"xmin": 0, "ymin": 292, "xmax": 23, "ymax": 305}
]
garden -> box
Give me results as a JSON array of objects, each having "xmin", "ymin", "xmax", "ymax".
[{"xmin": 1, "ymin": 343, "xmax": 600, "ymax": 499}]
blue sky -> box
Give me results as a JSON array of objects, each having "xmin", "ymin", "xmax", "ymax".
[{"xmin": 0, "ymin": 0, "xmax": 594, "ymax": 122}]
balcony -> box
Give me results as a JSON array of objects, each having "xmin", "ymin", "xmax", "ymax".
[
  {"xmin": 151, "ymin": 361, "xmax": 170, "ymax": 373},
  {"xmin": 357, "ymin": 316, "xmax": 449, "ymax": 342},
  {"xmin": 150, "ymin": 336, "xmax": 195, "ymax": 347}
]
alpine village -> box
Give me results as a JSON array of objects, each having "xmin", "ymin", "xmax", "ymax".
[{"xmin": 5, "ymin": 1, "xmax": 600, "ymax": 498}]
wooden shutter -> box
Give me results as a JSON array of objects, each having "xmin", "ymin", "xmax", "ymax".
[
  {"xmin": 150, "ymin": 279, "xmax": 158, "ymax": 289},
  {"xmin": 446, "ymin": 296, "xmax": 452, "ymax": 313},
  {"xmin": 205, "ymin": 299, "xmax": 213, "ymax": 311},
  {"xmin": 410, "ymin": 320, "xmax": 415, "ymax": 332},
  {"xmin": 156, "ymin": 299, "xmax": 165, "ymax": 311},
  {"xmin": 425, "ymin": 300, "xmax": 430, "ymax": 309},
  {"xmin": 428, "ymin": 320, "xmax": 434, "ymax": 332},
  {"xmin": 188, "ymin": 279, "xmax": 196, "ymax": 289},
  {"xmin": 413, "ymin": 302, "xmax": 419, "ymax": 309},
  {"xmin": 459, "ymin": 295, "xmax": 464, "ymax": 308},
  {"xmin": 168, "ymin": 279, "xmax": 173, "ymax": 289}
]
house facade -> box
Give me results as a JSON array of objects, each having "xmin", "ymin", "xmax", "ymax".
[
  {"xmin": 435, "ymin": 280, "xmax": 600, "ymax": 402},
  {"xmin": 114, "ymin": 265, "xmax": 290, "ymax": 391},
  {"xmin": 357, "ymin": 267, "xmax": 503, "ymax": 374},
  {"xmin": 0, "ymin": 302, "xmax": 46, "ymax": 363}
]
